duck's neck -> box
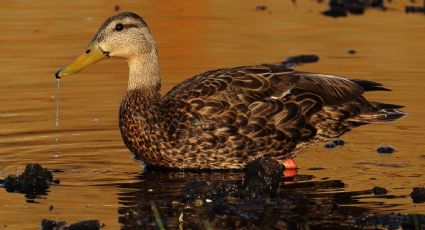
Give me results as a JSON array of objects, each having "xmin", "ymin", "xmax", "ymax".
[{"xmin": 127, "ymin": 49, "xmax": 161, "ymax": 92}]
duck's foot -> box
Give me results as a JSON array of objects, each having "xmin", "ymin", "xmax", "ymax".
[
  {"xmin": 282, "ymin": 159, "xmax": 297, "ymax": 170},
  {"xmin": 280, "ymin": 159, "xmax": 298, "ymax": 179}
]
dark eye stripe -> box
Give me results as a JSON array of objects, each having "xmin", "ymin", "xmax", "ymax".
[
  {"xmin": 124, "ymin": 23, "xmax": 139, "ymax": 29},
  {"xmin": 115, "ymin": 23, "xmax": 139, "ymax": 32}
]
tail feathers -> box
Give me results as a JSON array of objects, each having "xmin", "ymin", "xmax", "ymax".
[
  {"xmin": 352, "ymin": 102, "xmax": 406, "ymax": 123},
  {"xmin": 352, "ymin": 79, "xmax": 392, "ymax": 92},
  {"xmin": 371, "ymin": 102, "xmax": 405, "ymax": 110}
]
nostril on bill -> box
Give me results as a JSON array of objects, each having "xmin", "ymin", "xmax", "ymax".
[{"xmin": 85, "ymin": 49, "xmax": 91, "ymax": 54}]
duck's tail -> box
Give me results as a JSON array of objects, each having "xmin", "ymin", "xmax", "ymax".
[
  {"xmin": 351, "ymin": 79, "xmax": 406, "ymax": 123},
  {"xmin": 357, "ymin": 102, "xmax": 406, "ymax": 122}
]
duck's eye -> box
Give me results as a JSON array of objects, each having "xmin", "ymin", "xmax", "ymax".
[{"xmin": 115, "ymin": 23, "xmax": 124, "ymax": 31}]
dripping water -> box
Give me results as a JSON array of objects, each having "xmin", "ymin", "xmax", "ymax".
[
  {"xmin": 54, "ymin": 78, "xmax": 61, "ymax": 158},
  {"xmin": 55, "ymin": 78, "xmax": 61, "ymax": 127}
]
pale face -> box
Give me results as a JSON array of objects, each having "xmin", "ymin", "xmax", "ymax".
[
  {"xmin": 56, "ymin": 12, "xmax": 155, "ymax": 78},
  {"xmin": 95, "ymin": 12, "xmax": 154, "ymax": 59}
]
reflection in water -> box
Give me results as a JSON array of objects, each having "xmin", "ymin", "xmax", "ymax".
[{"xmin": 116, "ymin": 168, "xmax": 425, "ymax": 229}]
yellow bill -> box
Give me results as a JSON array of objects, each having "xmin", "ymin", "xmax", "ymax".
[{"xmin": 55, "ymin": 40, "xmax": 109, "ymax": 79}]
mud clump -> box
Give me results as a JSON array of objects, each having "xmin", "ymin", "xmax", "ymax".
[
  {"xmin": 324, "ymin": 139, "xmax": 345, "ymax": 148},
  {"xmin": 348, "ymin": 49, "xmax": 357, "ymax": 55},
  {"xmin": 372, "ymin": 186, "xmax": 388, "ymax": 195},
  {"xmin": 376, "ymin": 145, "xmax": 395, "ymax": 154},
  {"xmin": 184, "ymin": 157, "xmax": 283, "ymax": 203},
  {"xmin": 405, "ymin": 5, "xmax": 425, "ymax": 13},
  {"xmin": 322, "ymin": 0, "xmax": 386, "ymax": 18},
  {"xmin": 256, "ymin": 5, "xmax": 268, "ymax": 11},
  {"xmin": 356, "ymin": 213, "xmax": 425, "ymax": 229},
  {"xmin": 411, "ymin": 187, "xmax": 425, "ymax": 203},
  {"xmin": 243, "ymin": 157, "xmax": 283, "ymax": 197},
  {"xmin": 0, "ymin": 164, "xmax": 59, "ymax": 199},
  {"xmin": 41, "ymin": 219, "xmax": 102, "ymax": 230}
]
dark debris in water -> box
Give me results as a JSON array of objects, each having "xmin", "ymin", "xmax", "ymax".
[
  {"xmin": 325, "ymin": 139, "xmax": 345, "ymax": 148},
  {"xmin": 0, "ymin": 164, "xmax": 59, "ymax": 199},
  {"xmin": 322, "ymin": 0, "xmax": 386, "ymax": 18},
  {"xmin": 41, "ymin": 219, "xmax": 102, "ymax": 230},
  {"xmin": 348, "ymin": 49, "xmax": 357, "ymax": 55},
  {"xmin": 372, "ymin": 186, "xmax": 388, "ymax": 195},
  {"xmin": 115, "ymin": 157, "xmax": 425, "ymax": 229},
  {"xmin": 405, "ymin": 5, "xmax": 425, "ymax": 13},
  {"xmin": 255, "ymin": 5, "xmax": 268, "ymax": 11},
  {"xmin": 356, "ymin": 213, "xmax": 425, "ymax": 230},
  {"xmin": 377, "ymin": 145, "xmax": 396, "ymax": 154},
  {"xmin": 411, "ymin": 187, "xmax": 425, "ymax": 203}
]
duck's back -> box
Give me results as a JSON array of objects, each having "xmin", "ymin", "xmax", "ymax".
[{"xmin": 132, "ymin": 64, "xmax": 404, "ymax": 169}]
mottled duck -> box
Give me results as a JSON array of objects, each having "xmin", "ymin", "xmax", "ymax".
[{"xmin": 55, "ymin": 12, "xmax": 405, "ymax": 170}]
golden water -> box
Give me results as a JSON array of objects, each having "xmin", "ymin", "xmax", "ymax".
[{"xmin": 1, "ymin": 0, "xmax": 425, "ymax": 229}]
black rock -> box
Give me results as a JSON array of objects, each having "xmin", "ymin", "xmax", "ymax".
[
  {"xmin": 372, "ymin": 186, "xmax": 388, "ymax": 195},
  {"xmin": 411, "ymin": 187, "xmax": 425, "ymax": 203},
  {"xmin": 376, "ymin": 146, "xmax": 395, "ymax": 154}
]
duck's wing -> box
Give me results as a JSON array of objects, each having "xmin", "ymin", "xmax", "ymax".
[
  {"xmin": 162, "ymin": 64, "xmax": 385, "ymax": 158},
  {"xmin": 164, "ymin": 64, "xmax": 367, "ymax": 111}
]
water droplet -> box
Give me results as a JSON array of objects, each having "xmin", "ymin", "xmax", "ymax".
[{"xmin": 55, "ymin": 78, "xmax": 61, "ymax": 128}]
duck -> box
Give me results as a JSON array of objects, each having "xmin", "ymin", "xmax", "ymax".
[{"xmin": 55, "ymin": 12, "xmax": 405, "ymax": 170}]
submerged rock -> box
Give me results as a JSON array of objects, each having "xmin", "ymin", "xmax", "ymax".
[{"xmin": 0, "ymin": 164, "xmax": 59, "ymax": 199}]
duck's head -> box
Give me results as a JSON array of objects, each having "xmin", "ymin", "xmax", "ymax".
[{"xmin": 55, "ymin": 12, "xmax": 154, "ymax": 79}]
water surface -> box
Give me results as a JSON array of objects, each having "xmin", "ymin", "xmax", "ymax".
[{"xmin": 1, "ymin": 0, "xmax": 424, "ymax": 229}]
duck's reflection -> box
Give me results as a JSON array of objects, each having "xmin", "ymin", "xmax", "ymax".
[{"xmin": 116, "ymin": 159, "xmax": 423, "ymax": 229}]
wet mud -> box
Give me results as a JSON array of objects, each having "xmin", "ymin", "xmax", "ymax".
[
  {"xmin": 0, "ymin": 164, "xmax": 59, "ymax": 199},
  {"xmin": 411, "ymin": 187, "xmax": 425, "ymax": 204},
  {"xmin": 322, "ymin": 0, "xmax": 386, "ymax": 18},
  {"xmin": 41, "ymin": 219, "xmax": 102, "ymax": 230}
]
